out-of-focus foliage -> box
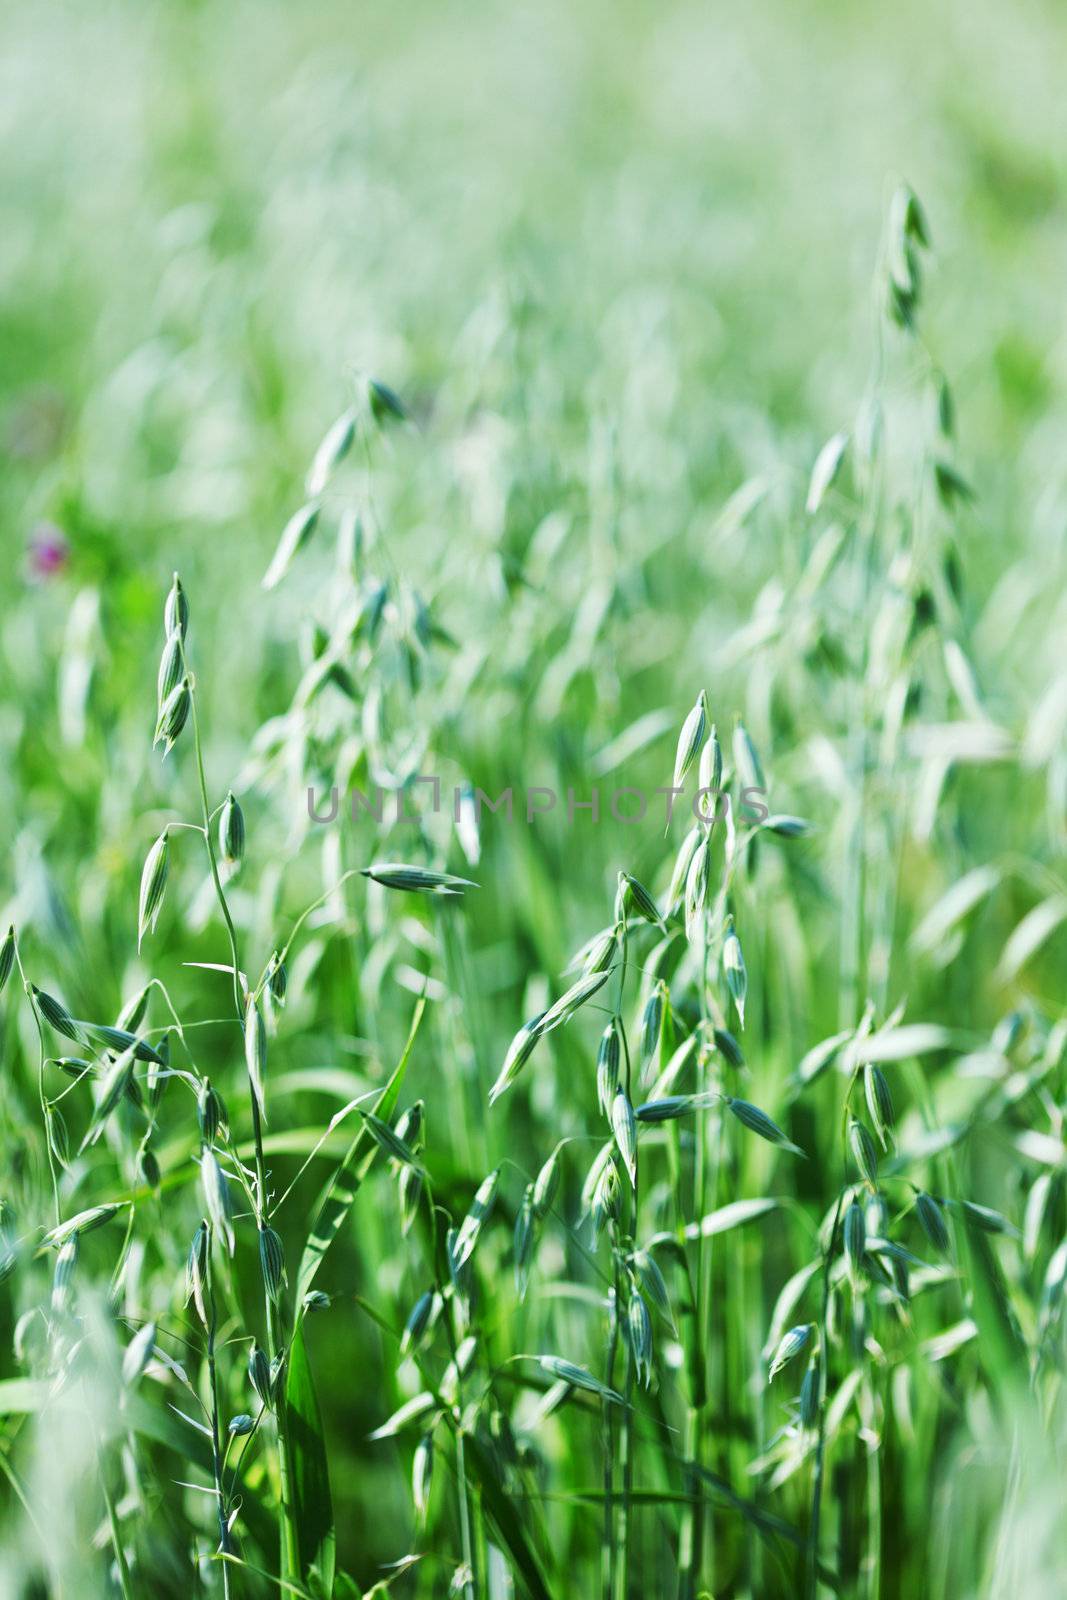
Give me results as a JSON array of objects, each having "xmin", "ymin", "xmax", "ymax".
[{"xmin": 3, "ymin": 2, "xmax": 1067, "ymax": 1597}]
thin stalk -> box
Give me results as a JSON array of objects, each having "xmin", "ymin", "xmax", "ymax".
[
  {"xmin": 808, "ymin": 1179, "xmax": 847, "ymax": 1598},
  {"xmin": 454, "ymin": 1418, "xmax": 476, "ymax": 1600},
  {"xmin": 613, "ymin": 1344, "xmax": 635, "ymax": 1600},
  {"xmin": 614, "ymin": 1004, "xmax": 638, "ymax": 1600},
  {"xmin": 437, "ymin": 1224, "xmax": 476, "ymax": 1600},
  {"xmin": 601, "ymin": 1258, "xmax": 621, "ymax": 1600},
  {"xmin": 15, "ymin": 946, "xmax": 61, "ymax": 1227},
  {"xmin": 206, "ymin": 1251, "xmax": 234, "ymax": 1600},
  {"xmin": 180, "ymin": 644, "xmax": 299, "ymax": 1582},
  {"xmin": 680, "ymin": 916, "xmax": 714, "ymax": 1597}
]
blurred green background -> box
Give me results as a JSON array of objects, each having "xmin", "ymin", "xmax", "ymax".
[{"xmin": 4, "ymin": 1, "xmax": 1067, "ymax": 1595}]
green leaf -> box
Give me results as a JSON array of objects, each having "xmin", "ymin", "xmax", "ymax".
[
  {"xmin": 464, "ymin": 1430, "xmax": 554, "ymax": 1600},
  {"xmin": 296, "ymin": 999, "xmax": 424, "ymax": 1309},
  {"xmin": 284, "ymin": 1322, "xmax": 335, "ymax": 1598},
  {"xmin": 683, "ymin": 1197, "xmax": 780, "ymax": 1239}
]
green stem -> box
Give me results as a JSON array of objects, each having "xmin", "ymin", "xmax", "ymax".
[
  {"xmin": 181, "ymin": 640, "xmax": 300, "ymax": 1583},
  {"xmin": 613, "ymin": 1348, "xmax": 635, "ymax": 1600},
  {"xmin": 437, "ymin": 1224, "xmax": 476, "ymax": 1600},
  {"xmin": 15, "ymin": 947, "xmax": 61, "ymax": 1227},
  {"xmin": 808, "ymin": 1188, "xmax": 845, "ymax": 1598},
  {"xmin": 680, "ymin": 920, "xmax": 716, "ymax": 1596},
  {"xmin": 602, "ymin": 1255, "xmax": 621, "ymax": 1600},
  {"xmin": 206, "ymin": 1254, "xmax": 234, "ymax": 1600},
  {"xmin": 454, "ymin": 1420, "xmax": 476, "ymax": 1600}
]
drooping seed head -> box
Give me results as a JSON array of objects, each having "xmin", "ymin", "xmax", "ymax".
[
  {"xmin": 611, "ymin": 1089, "xmax": 638, "ymax": 1188},
  {"xmin": 848, "ymin": 1118, "xmax": 879, "ymax": 1189},
  {"xmin": 185, "ymin": 1221, "xmax": 210, "ymax": 1326},
  {"xmin": 200, "ymin": 1150, "xmax": 235, "ymax": 1255},
  {"xmin": 147, "ymin": 1032, "xmax": 169, "ymax": 1110},
  {"xmin": 267, "ymin": 952, "xmax": 288, "ymax": 1006},
  {"xmin": 799, "ymin": 1356, "xmax": 821, "ymax": 1430},
  {"xmin": 596, "ymin": 1020, "xmax": 622, "ymax": 1118},
  {"xmin": 51, "ymin": 1232, "xmax": 79, "ymax": 1314},
  {"xmin": 451, "ymin": 1168, "xmax": 501, "ymax": 1272},
  {"xmin": 764, "ymin": 815, "xmax": 812, "ymax": 838},
  {"xmin": 514, "ymin": 1185, "xmax": 536, "ymax": 1300},
  {"xmin": 0, "ymin": 926, "xmax": 15, "ymax": 996},
  {"xmin": 713, "ymin": 1026, "xmax": 744, "ymax": 1068},
  {"xmin": 684, "ymin": 838, "xmax": 711, "ymax": 937},
  {"xmin": 732, "ymin": 721, "xmax": 766, "ymax": 792},
  {"xmin": 138, "ymin": 831, "xmax": 170, "ymax": 949},
  {"xmin": 244, "ymin": 994, "xmax": 267, "ymax": 1123},
  {"xmin": 154, "ymin": 677, "xmax": 191, "ymax": 756},
  {"xmin": 44, "ymin": 1205, "xmax": 121, "ymax": 1247},
  {"xmin": 668, "ymin": 827, "xmax": 701, "ymax": 912},
  {"xmin": 698, "ymin": 723, "xmax": 724, "ymax": 804},
  {"xmin": 228, "ymin": 1414, "xmax": 255, "ymax": 1437},
  {"xmin": 164, "ymin": 574, "xmax": 189, "ymax": 640},
  {"xmin": 46, "ymin": 1105, "xmax": 70, "ymax": 1170},
  {"xmin": 32, "ymin": 986, "xmax": 81, "ymax": 1044},
  {"xmin": 532, "ymin": 1144, "xmax": 562, "ymax": 1220},
  {"xmin": 863, "ymin": 1064, "xmax": 895, "ymax": 1149},
  {"xmin": 398, "ymin": 1164, "xmax": 423, "ymax": 1235},
  {"xmin": 306, "ymin": 407, "xmax": 358, "ymax": 496},
  {"xmin": 630, "ymin": 1248, "xmax": 672, "ymax": 1323},
  {"xmin": 248, "ymin": 1342, "xmax": 273, "ymax": 1410},
  {"xmin": 219, "ymin": 792, "xmax": 245, "ymax": 872},
  {"xmin": 115, "ymin": 983, "xmax": 152, "ymax": 1035},
  {"xmin": 722, "ymin": 919, "xmax": 747, "ymax": 1028},
  {"xmin": 805, "ymin": 431, "xmax": 849, "ymax": 516},
  {"xmin": 197, "ymin": 1078, "xmax": 224, "ymax": 1145},
  {"xmin": 394, "ymin": 1100, "xmax": 425, "ymax": 1152},
  {"xmin": 362, "ymin": 1111, "xmax": 420, "ymax": 1167},
  {"xmin": 157, "ymin": 631, "xmax": 183, "ymax": 708},
  {"xmin": 87, "ymin": 1044, "xmax": 139, "ymax": 1141},
  {"xmin": 641, "ymin": 983, "xmax": 666, "ymax": 1069},
  {"xmin": 865, "ymin": 1191, "xmax": 889, "ymax": 1239},
  {"xmin": 489, "ymin": 1013, "xmax": 547, "ymax": 1107},
  {"xmin": 139, "ymin": 1146, "xmax": 161, "ymax": 1189},
  {"xmin": 263, "ymin": 500, "xmax": 321, "ymax": 590},
  {"xmin": 400, "ymin": 1289, "xmax": 439, "ymax": 1356},
  {"xmin": 258, "ymin": 1225, "xmax": 285, "ymax": 1301},
  {"xmin": 81, "ymin": 1022, "xmax": 164, "ymax": 1064},
  {"xmin": 619, "ymin": 871, "xmax": 665, "ymax": 929},
  {"xmin": 590, "ymin": 1158, "xmax": 621, "ymax": 1242},
  {"xmin": 844, "ymin": 1200, "xmax": 866, "ymax": 1276},
  {"xmin": 725, "ymin": 1096, "xmax": 803, "ymax": 1156},
  {"xmin": 635, "ymin": 1092, "xmax": 716, "ymax": 1122},
  {"xmin": 539, "ymin": 969, "xmax": 612, "ymax": 1034},
  {"xmin": 581, "ymin": 924, "xmax": 620, "ymax": 976},
  {"xmin": 360, "ymin": 862, "xmax": 477, "ymax": 896},
  {"xmin": 768, "ymin": 1322, "xmax": 814, "ymax": 1381},
  {"xmin": 673, "ymin": 691, "xmax": 709, "ymax": 789},
  {"xmin": 628, "ymin": 1289, "xmax": 653, "ymax": 1386},
  {"xmin": 122, "ymin": 1321, "xmax": 157, "ymax": 1387},
  {"xmin": 368, "ymin": 377, "xmax": 408, "ymax": 427},
  {"xmin": 915, "ymin": 1191, "xmax": 950, "ymax": 1254}
]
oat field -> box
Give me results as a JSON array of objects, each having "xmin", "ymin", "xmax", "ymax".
[{"xmin": 3, "ymin": 4, "xmax": 1067, "ymax": 1598}]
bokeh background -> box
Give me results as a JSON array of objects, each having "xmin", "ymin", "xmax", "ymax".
[{"xmin": 4, "ymin": 2, "xmax": 1067, "ymax": 1596}]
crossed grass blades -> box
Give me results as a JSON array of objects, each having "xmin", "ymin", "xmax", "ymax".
[{"xmin": 2, "ymin": 182, "xmax": 1067, "ymax": 1600}]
